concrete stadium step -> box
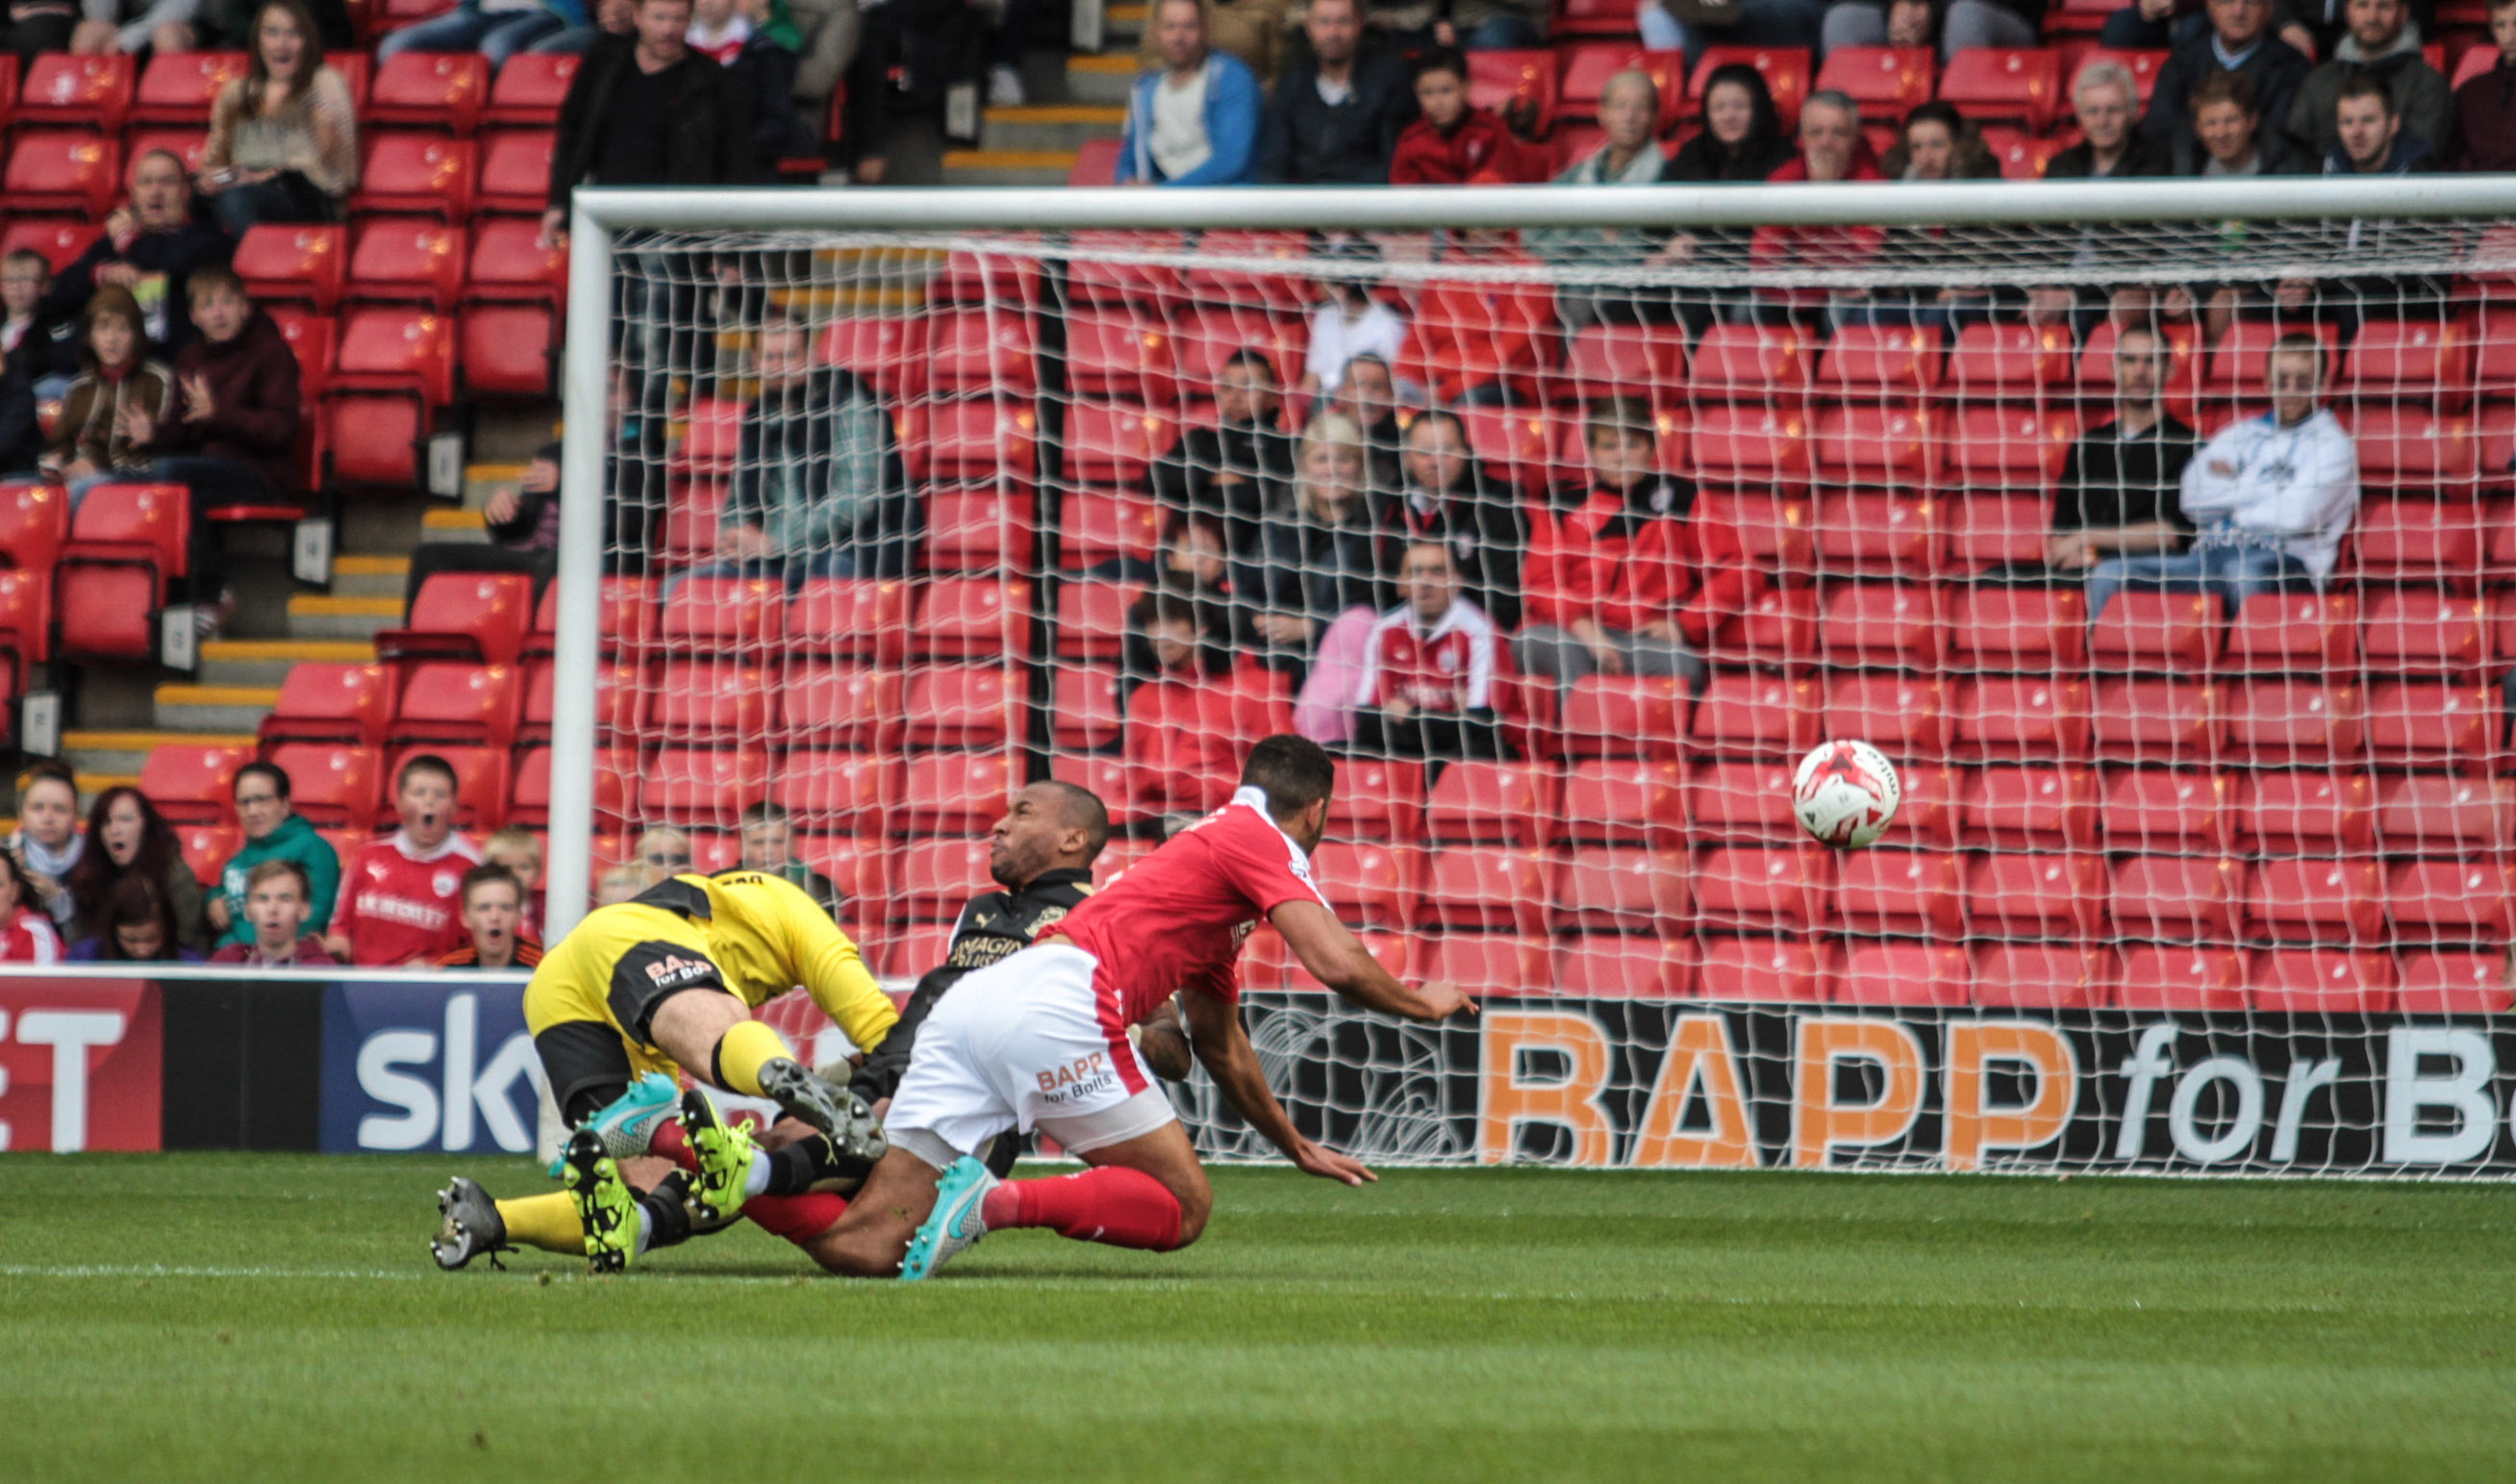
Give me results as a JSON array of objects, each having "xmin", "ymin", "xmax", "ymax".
[
  {"xmin": 1064, "ymin": 51, "xmax": 1137, "ymax": 104},
  {"xmin": 197, "ymin": 639, "xmax": 374, "ymax": 689},
  {"xmin": 286, "ymin": 592, "xmax": 403, "ymax": 641},
  {"xmin": 330, "ymin": 552, "xmax": 409, "ymax": 601},
  {"xmin": 153, "ymin": 684, "xmax": 282, "ymax": 734},
  {"xmin": 63, "ymin": 729, "xmax": 254, "ymax": 779},
  {"xmin": 421, "ymin": 506, "xmax": 488, "ymax": 544},
  {"xmin": 1105, "ymin": 0, "xmax": 1145, "ymax": 41},
  {"xmin": 942, "ymin": 147, "xmax": 1080, "ymax": 186},
  {"xmin": 982, "ymin": 103, "xmax": 1126, "ymax": 151}
]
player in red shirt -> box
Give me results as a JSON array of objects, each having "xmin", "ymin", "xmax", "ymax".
[
  {"xmin": 325, "ymin": 754, "xmax": 481, "ymax": 966},
  {"xmin": 798, "ymin": 736, "xmax": 1475, "ymax": 1279}
]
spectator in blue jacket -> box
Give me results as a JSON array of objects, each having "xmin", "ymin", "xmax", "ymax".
[{"xmin": 1120, "ymin": 0, "xmax": 1262, "ymax": 186}]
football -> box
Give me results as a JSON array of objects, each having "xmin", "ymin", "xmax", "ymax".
[{"xmin": 1792, "ymin": 739, "xmax": 1902, "ymax": 849}]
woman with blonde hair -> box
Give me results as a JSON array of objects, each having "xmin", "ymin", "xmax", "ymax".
[
  {"xmin": 1248, "ymin": 410, "xmax": 1386, "ymax": 739},
  {"xmin": 198, "ymin": 0, "xmax": 360, "ymax": 233}
]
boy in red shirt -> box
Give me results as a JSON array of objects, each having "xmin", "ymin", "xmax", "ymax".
[
  {"xmin": 326, "ymin": 754, "xmax": 482, "ymax": 966},
  {"xmin": 1389, "ymin": 48, "xmax": 1546, "ymax": 185},
  {"xmin": 1518, "ymin": 396, "xmax": 1761, "ymax": 691}
]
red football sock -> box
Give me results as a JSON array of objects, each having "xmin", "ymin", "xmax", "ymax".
[
  {"xmin": 649, "ymin": 1118, "xmax": 694, "ymax": 1170},
  {"xmin": 978, "ymin": 1166, "xmax": 1184, "ymax": 1251},
  {"xmin": 745, "ymin": 1192, "xmax": 848, "ymax": 1244}
]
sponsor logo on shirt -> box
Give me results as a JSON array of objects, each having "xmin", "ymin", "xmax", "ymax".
[
  {"xmin": 1036, "ymin": 1050, "xmax": 1119, "ymax": 1105},
  {"xmin": 642, "ymin": 954, "xmax": 717, "ymax": 989},
  {"xmin": 357, "ymin": 893, "xmax": 449, "ymax": 931}
]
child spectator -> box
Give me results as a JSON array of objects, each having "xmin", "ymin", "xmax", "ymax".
[
  {"xmin": 70, "ymin": 875, "xmax": 202, "ymax": 963},
  {"xmin": 1350, "ymin": 541, "xmax": 1505, "ymax": 773},
  {"xmin": 1122, "ymin": 515, "xmax": 1242, "ymax": 704},
  {"xmin": 200, "ymin": 0, "xmax": 362, "ymax": 232},
  {"xmin": 481, "ymin": 825, "xmax": 544, "ymax": 941},
  {"xmin": 0, "ymin": 849, "xmax": 63, "ymax": 964},
  {"xmin": 1390, "ymin": 47, "xmax": 1545, "ymax": 183},
  {"xmin": 65, "ymin": 786, "xmax": 207, "ymax": 956},
  {"xmin": 1301, "ymin": 240, "xmax": 1409, "ymax": 403},
  {"xmin": 9, "ymin": 767, "xmax": 83, "ymax": 937},
  {"xmin": 2453, "ymin": 0, "xmax": 2516, "ymax": 170},
  {"xmin": 326, "ymin": 754, "xmax": 484, "ymax": 966},
  {"xmin": 737, "ymin": 801, "xmax": 843, "ymax": 918},
  {"xmin": 436, "ymin": 866, "xmax": 544, "ymax": 969},
  {"xmin": 1520, "ymin": 396, "xmax": 1760, "ymax": 690},
  {"xmin": 209, "ymin": 860, "xmax": 340, "ymax": 967},
  {"xmin": 43, "ymin": 288, "xmax": 177, "ymax": 509},
  {"xmin": 210, "ymin": 761, "xmax": 340, "ymax": 950},
  {"xmin": 632, "ymin": 825, "xmax": 694, "ymax": 876}
]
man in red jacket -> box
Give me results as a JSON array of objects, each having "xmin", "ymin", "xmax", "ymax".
[
  {"xmin": 119, "ymin": 264, "xmax": 302, "ymax": 632},
  {"xmin": 1390, "ymin": 47, "xmax": 1546, "ymax": 184},
  {"xmin": 1517, "ymin": 396, "xmax": 1761, "ymax": 691},
  {"xmin": 1747, "ymin": 89, "xmax": 1886, "ymax": 326}
]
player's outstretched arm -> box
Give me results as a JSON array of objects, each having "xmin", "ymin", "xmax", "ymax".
[
  {"xmin": 1179, "ymin": 989, "xmax": 1374, "ymax": 1187},
  {"xmin": 1269, "ymin": 899, "xmax": 1478, "ymax": 1022}
]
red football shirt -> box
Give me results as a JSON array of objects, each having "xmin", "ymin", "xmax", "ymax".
[
  {"xmin": 334, "ymin": 830, "xmax": 482, "ymax": 966},
  {"xmin": 1043, "ymin": 787, "xmax": 1331, "ymax": 1029}
]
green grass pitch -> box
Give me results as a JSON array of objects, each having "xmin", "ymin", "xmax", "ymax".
[{"xmin": 2, "ymin": 1155, "xmax": 2511, "ymax": 1483}]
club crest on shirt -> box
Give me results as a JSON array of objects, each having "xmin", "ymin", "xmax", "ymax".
[{"xmin": 433, "ymin": 870, "xmax": 459, "ymax": 896}]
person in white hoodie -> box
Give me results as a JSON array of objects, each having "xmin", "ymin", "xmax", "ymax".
[{"xmin": 2086, "ymin": 332, "xmax": 2357, "ymax": 621}]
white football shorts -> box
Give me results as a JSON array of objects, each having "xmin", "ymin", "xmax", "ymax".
[{"xmin": 884, "ymin": 942, "xmax": 1177, "ymax": 1171}]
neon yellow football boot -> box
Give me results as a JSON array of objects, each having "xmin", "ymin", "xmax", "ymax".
[
  {"xmin": 562, "ymin": 1128, "xmax": 639, "ymax": 1273},
  {"xmin": 677, "ymin": 1086, "xmax": 759, "ymax": 1225}
]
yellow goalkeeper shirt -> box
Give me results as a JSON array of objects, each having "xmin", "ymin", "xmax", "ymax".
[{"xmin": 523, "ymin": 871, "xmax": 897, "ymax": 1075}]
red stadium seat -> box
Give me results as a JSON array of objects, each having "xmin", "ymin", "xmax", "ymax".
[
  {"xmin": 1971, "ymin": 942, "xmax": 2114, "ymax": 1009},
  {"xmin": 779, "ymin": 662, "xmax": 902, "ymax": 751},
  {"xmin": 1332, "ymin": 757, "xmax": 1428, "ymax": 843},
  {"xmin": 1680, "ymin": 758, "xmax": 1798, "ymax": 845},
  {"xmin": 1058, "ymin": 490, "xmax": 1161, "ymax": 570},
  {"xmin": 507, "ymin": 745, "xmax": 628, "ymax": 830},
  {"xmin": 1422, "ymin": 934, "xmax": 1552, "ymax": 998},
  {"xmin": 389, "ymin": 661, "xmax": 522, "ymax": 749},
  {"xmin": 1553, "ymin": 758, "xmax": 1687, "ymax": 847},
  {"xmin": 1700, "ymin": 577, "xmax": 1818, "ymax": 668},
  {"xmin": 2114, "ymin": 944, "xmax": 2247, "ymax": 1010},
  {"xmin": 891, "ymin": 839, "xmax": 996, "ymax": 924},
  {"xmin": 233, "ymin": 223, "xmax": 346, "ymax": 314},
  {"xmin": 366, "ymin": 51, "xmax": 489, "ymax": 135},
  {"xmin": 2249, "ymin": 950, "xmax": 2396, "ymax": 1014},
  {"xmin": 904, "ymin": 666, "xmax": 1019, "ymax": 749},
  {"xmin": 138, "ymin": 742, "xmax": 255, "ymax": 824},
  {"xmin": 173, "ymin": 823, "xmax": 240, "ymax": 886},
  {"xmin": 2111, "ymin": 853, "xmax": 2245, "ymax": 943},
  {"xmin": 1815, "ymin": 45, "xmax": 1934, "ymax": 116},
  {"xmin": 641, "ymin": 746, "xmax": 770, "ymax": 826},
  {"xmin": 1063, "ymin": 401, "xmax": 1175, "ymax": 487},
  {"xmin": 2361, "ymin": 591, "xmax": 2490, "ymax": 676},
  {"xmin": 2223, "ymin": 679, "xmax": 2365, "ymax": 766},
  {"xmin": 1965, "ymin": 852, "xmax": 2102, "ymax": 940},
  {"xmin": 1049, "ymin": 667, "xmax": 1121, "ymax": 751},
  {"xmin": 6, "ymin": 131, "xmax": 120, "ymax": 216},
  {"xmin": 902, "ymin": 400, "xmax": 1039, "ymax": 488},
  {"xmin": 1688, "ymin": 670, "xmax": 1820, "ymax": 759},
  {"xmin": 2396, "ymin": 950, "xmax": 2516, "ymax": 1012},
  {"xmin": 1556, "ymin": 45, "xmax": 1686, "ymax": 130},
  {"xmin": 350, "ymin": 134, "xmax": 475, "ymax": 220},
  {"xmin": 1687, "ymin": 323, "xmax": 1812, "ymax": 402},
  {"xmin": 1548, "ymin": 846, "xmax": 1687, "ymax": 935},
  {"xmin": 376, "ymin": 571, "xmax": 533, "ymax": 666},
  {"xmin": 324, "ymin": 306, "xmax": 455, "ymax": 482},
  {"xmin": 482, "ymin": 51, "xmax": 576, "ymax": 128},
  {"xmin": 2345, "ymin": 317, "xmax": 2472, "ymax": 409},
  {"xmin": 1817, "ymin": 324, "xmax": 1943, "ymax": 400},
  {"xmin": 1948, "ymin": 406, "xmax": 2076, "ymax": 491},
  {"xmin": 347, "ymin": 218, "xmax": 465, "ymax": 310},
  {"xmin": 1954, "ymin": 675, "xmax": 2089, "ymax": 761},
  {"xmin": 2067, "ymin": 47, "xmax": 2166, "ymax": 106},
  {"xmin": 1949, "ymin": 586, "xmax": 2087, "ymax": 669},
  {"xmin": 1062, "ymin": 231, "xmax": 1183, "ymax": 305},
  {"xmin": 2363, "ymin": 680, "xmax": 2498, "ymax": 769},
  {"xmin": 774, "ymin": 752, "xmax": 898, "ymax": 836},
  {"xmin": 1693, "ymin": 843, "xmax": 1830, "ymax": 933},
  {"xmin": 20, "ymin": 53, "xmax": 133, "ymax": 131},
  {"xmin": 266, "ymin": 742, "xmax": 383, "ymax": 827},
  {"xmin": 1054, "ymin": 580, "xmax": 1133, "ymax": 660},
  {"xmin": 1311, "ymin": 841, "xmax": 1422, "ymax": 931},
  {"xmin": 2351, "ymin": 406, "xmax": 2478, "ymax": 490},
  {"xmin": 2248, "ymin": 857, "xmax": 2384, "ymax": 944},
  {"xmin": 1834, "ymin": 848, "xmax": 1964, "ymax": 938},
  {"xmin": 1937, "ymin": 46, "xmax": 2061, "ymax": 130},
  {"xmin": 1561, "ymin": 322, "xmax": 1687, "ymax": 406},
  {"xmin": 2350, "ymin": 496, "xmax": 2487, "ymax": 591},
  {"xmin": 0, "ymin": 480, "xmax": 68, "ymax": 572},
  {"xmin": 0, "ymin": 219, "xmax": 101, "ymax": 272},
  {"xmin": 474, "ymin": 129, "xmax": 554, "ymax": 216},
  {"xmin": 1948, "ymin": 320, "xmax": 2072, "ymax": 403},
  {"xmin": 2088, "ymin": 677, "xmax": 2219, "ymax": 766},
  {"xmin": 1942, "ymin": 491, "xmax": 2051, "ymax": 571},
  {"xmin": 2226, "ymin": 590, "xmax": 2359, "ymax": 673},
  {"xmin": 895, "ymin": 751, "xmax": 1017, "ymax": 836},
  {"xmin": 2242, "ymin": 769, "xmax": 2376, "ymax": 853},
  {"xmin": 1812, "ymin": 415, "xmax": 1939, "ymax": 503},
  {"xmin": 2376, "ymin": 773, "xmax": 2513, "ymax": 852},
  {"xmin": 1817, "ymin": 583, "xmax": 1940, "ymax": 668},
  {"xmin": 259, "ymin": 661, "xmax": 392, "ymax": 746},
  {"xmin": 646, "ymin": 660, "xmax": 771, "ymax": 743},
  {"xmin": 780, "ymin": 578, "xmax": 907, "ymax": 666},
  {"xmin": 1425, "ymin": 761, "xmax": 1559, "ymax": 847},
  {"xmin": 927, "ymin": 311, "xmax": 1038, "ymax": 398},
  {"xmin": 2101, "ymin": 767, "xmax": 2233, "ymax": 854},
  {"xmin": 268, "ymin": 306, "xmax": 337, "ymax": 404},
  {"xmin": 1962, "ymin": 764, "xmax": 2100, "ymax": 850},
  {"xmin": 1464, "ymin": 49, "xmax": 1559, "ymax": 128},
  {"xmin": 2203, "ymin": 319, "xmax": 2337, "ymax": 398},
  {"xmin": 2388, "ymin": 858, "xmax": 2513, "ymax": 943},
  {"xmin": 133, "ymin": 50, "xmax": 246, "ymax": 124},
  {"xmin": 818, "ymin": 314, "xmax": 927, "ymax": 402},
  {"xmin": 1559, "ymin": 675, "xmax": 1689, "ymax": 760},
  {"xmin": 1554, "ymin": 0, "xmax": 1643, "ymax": 38},
  {"xmin": 916, "ymin": 578, "xmax": 1030, "ymax": 660},
  {"xmin": 2090, "ymin": 590, "xmax": 2219, "ymax": 671},
  {"xmin": 1557, "ymin": 937, "xmax": 1693, "ymax": 998},
  {"xmin": 1694, "ymin": 935, "xmax": 1829, "ymax": 1003},
  {"xmin": 1064, "ymin": 309, "xmax": 1176, "ymax": 406},
  {"xmin": 659, "ymin": 573, "xmax": 785, "ymax": 652},
  {"xmin": 1834, "ymin": 940, "xmax": 1970, "ymax": 1008},
  {"xmin": 56, "ymin": 482, "xmax": 186, "ymax": 662},
  {"xmin": 1825, "ymin": 672, "xmax": 1950, "ymax": 757}
]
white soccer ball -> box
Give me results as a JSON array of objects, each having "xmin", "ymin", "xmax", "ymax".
[{"xmin": 1791, "ymin": 739, "xmax": 1902, "ymax": 849}]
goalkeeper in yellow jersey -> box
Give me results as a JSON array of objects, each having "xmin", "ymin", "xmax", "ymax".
[{"xmin": 430, "ymin": 868, "xmax": 898, "ymax": 1273}]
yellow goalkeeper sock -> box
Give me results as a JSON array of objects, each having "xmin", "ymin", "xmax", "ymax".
[
  {"xmin": 711, "ymin": 1019, "xmax": 793, "ymax": 1098},
  {"xmin": 495, "ymin": 1192, "xmax": 586, "ymax": 1255}
]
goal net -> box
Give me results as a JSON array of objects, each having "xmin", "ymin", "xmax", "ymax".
[{"xmin": 551, "ymin": 184, "xmax": 2516, "ymax": 1177}]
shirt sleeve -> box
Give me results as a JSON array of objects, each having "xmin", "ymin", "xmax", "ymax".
[
  {"xmin": 785, "ymin": 883, "xmax": 901, "ymax": 1052},
  {"xmin": 1210, "ymin": 811, "xmax": 1333, "ymax": 918}
]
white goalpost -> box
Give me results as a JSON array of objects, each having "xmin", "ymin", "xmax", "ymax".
[{"xmin": 545, "ymin": 179, "xmax": 2516, "ymax": 1176}]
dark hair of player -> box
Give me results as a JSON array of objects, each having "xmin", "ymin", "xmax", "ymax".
[
  {"xmin": 1242, "ymin": 735, "xmax": 1336, "ymax": 819},
  {"xmin": 1041, "ymin": 780, "xmax": 1111, "ymax": 862}
]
